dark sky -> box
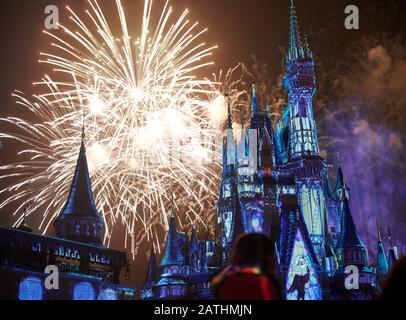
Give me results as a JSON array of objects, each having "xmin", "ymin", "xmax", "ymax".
[
  {"xmin": 1, "ymin": 0, "xmax": 406, "ymax": 289},
  {"xmin": 1, "ymin": 0, "xmax": 400, "ymax": 107}
]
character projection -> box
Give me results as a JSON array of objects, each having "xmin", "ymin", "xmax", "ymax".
[{"xmin": 286, "ymin": 230, "xmax": 322, "ymax": 300}]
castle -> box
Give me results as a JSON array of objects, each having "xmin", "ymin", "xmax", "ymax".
[
  {"xmin": 0, "ymin": 1, "xmax": 401, "ymax": 302},
  {"xmin": 140, "ymin": 1, "xmax": 400, "ymax": 301},
  {"xmin": 0, "ymin": 126, "xmax": 135, "ymax": 300}
]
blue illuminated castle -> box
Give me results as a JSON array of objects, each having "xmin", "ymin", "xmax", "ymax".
[
  {"xmin": 140, "ymin": 1, "xmax": 400, "ymax": 300},
  {"xmin": 0, "ymin": 127, "xmax": 135, "ymax": 300}
]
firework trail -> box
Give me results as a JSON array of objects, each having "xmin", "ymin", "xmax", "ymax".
[{"xmin": 0, "ymin": 0, "xmax": 226, "ymax": 256}]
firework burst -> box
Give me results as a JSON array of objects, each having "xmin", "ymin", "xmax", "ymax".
[{"xmin": 0, "ymin": 0, "xmax": 224, "ymax": 255}]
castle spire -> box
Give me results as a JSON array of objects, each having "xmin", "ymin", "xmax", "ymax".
[
  {"xmin": 335, "ymin": 164, "xmax": 350, "ymax": 201},
  {"xmin": 54, "ymin": 121, "xmax": 105, "ymax": 246},
  {"xmin": 81, "ymin": 108, "xmax": 86, "ymax": 148},
  {"xmin": 226, "ymin": 94, "xmax": 233, "ymax": 130},
  {"xmin": 376, "ymin": 219, "xmax": 389, "ymax": 276},
  {"xmin": 288, "ymin": 0, "xmax": 303, "ymax": 61},
  {"xmin": 251, "ymin": 84, "xmax": 259, "ymax": 115},
  {"xmin": 190, "ymin": 226, "xmax": 199, "ymax": 251},
  {"xmin": 387, "ymin": 226, "xmax": 398, "ymax": 270},
  {"xmin": 303, "ymin": 33, "xmax": 313, "ymax": 58},
  {"xmin": 18, "ymin": 197, "xmax": 33, "ymax": 233},
  {"xmin": 160, "ymin": 200, "xmax": 186, "ymax": 267},
  {"xmin": 336, "ymin": 194, "xmax": 368, "ymax": 268},
  {"xmin": 144, "ymin": 247, "xmax": 158, "ymax": 283}
]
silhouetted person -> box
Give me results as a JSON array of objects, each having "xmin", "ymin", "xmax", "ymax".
[
  {"xmin": 381, "ymin": 257, "xmax": 406, "ymax": 300},
  {"xmin": 212, "ymin": 233, "xmax": 282, "ymax": 300}
]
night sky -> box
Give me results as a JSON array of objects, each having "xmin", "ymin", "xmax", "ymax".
[{"xmin": 1, "ymin": 0, "xmax": 406, "ymax": 288}]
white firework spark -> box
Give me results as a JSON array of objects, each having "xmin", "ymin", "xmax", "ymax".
[{"xmin": 0, "ymin": 0, "xmax": 225, "ymax": 255}]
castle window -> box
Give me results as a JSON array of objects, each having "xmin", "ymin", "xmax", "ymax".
[
  {"xmin": 73, "ymin": 282, "xmax": 96, "ymax": 300},
  {"xmin": 98, "ymin": 288, "xmax": 118, "ymax": 300},
  {"xmin": 32, "ymin": 243, "xmax": 41, "ymax": 252},
  {"xmin": 298, "ymin": 99, "xmax": 308, "ymax": 117},
  {"xmin": 19, "ymin": 277, "xmax": 43, "ymax": 300},
  {"xmin": 159, "ymin": 287, "xmax": 168, "ymax": 299}
]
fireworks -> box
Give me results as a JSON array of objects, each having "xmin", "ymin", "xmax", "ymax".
[{"xmin": 0, "ymin": 0, "xmax": 224, "ymax": 255}]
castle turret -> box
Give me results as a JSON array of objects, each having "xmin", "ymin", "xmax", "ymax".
[
  {"xmin": 376, "ymin": 220, "xmax": 389, "ymax": 279},
  {"xmin": 140, "ymin": 248, "xmax": 158, "ymax": 300},
  {"xmin": 17, "ymin": 200, "xmax": 33, "ymax": 233},
  {"xmin": 155, "ymin": 208, "xmax": 188, "ymax": 300},
  {"xmin": 336, "ymin": 196, "xmax": 368, "ymax": 266},
  {"xmin": 54, "ymin": 126, "xmax": 105, "ymax": 246},
  {"xmin": 217, "ymin": 97, "xmax": 239, "ymax": 248},
  {"xmin": 189, "ymin": 227, "xmax": 200, "ymax": 273},
  {"xmin": 332, "ymin": 195, "xmax": 375, "ymax": 299},
  {"xmin": 387, "ymin": 226, "xmax": 399, "ymax": 271},
  {"xmin": 283, "ymin": 0, "xmax": 326, "ymax": 264},
  {"xmin": 284, "ymin": 0, "xmax": 319, "ymax": 160},
  {"xmin": 335, "ymin": 165, "xmax": 351, "ymax": 201}
]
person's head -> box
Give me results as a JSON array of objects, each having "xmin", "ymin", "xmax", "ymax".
[
  {"xmin": 382, "ymin": 256, "xmax": 406, "ymax": 300},
  {"xmin": 232, "ymin": 233, "xmax": 276, "ymax": 274}
]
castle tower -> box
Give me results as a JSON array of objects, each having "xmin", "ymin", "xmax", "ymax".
[
  {"xmin": 284, "ymin": 0, "xmax": 319, "ymax": 159},
  {"xmin": 54, "ymin": 126, "xmax": 106, "ymax": 246},
  {"xmin": 154, "ymin": 208, "xmax": 189, "ymax": 300},
  {"xmin": 284, "ymin": 0, "xmax": 326, "ymax": 263},
  {"xmin": 140, "ymin": 248, "xmax": 158, "ymax": 300},
  {"xmin": 335, "ymin": 165, "xmax": 351, "ymax": 202},
  {"xmin": 387, "ymin": 226, "xmax": 399, "ymax": 271},
  {"xmin": 332, "ymin": 195, "xmax": 375, "ymax": 299},
  {"xmin": 376, "ymin": 220, "xmax": 389, "ymax": 282},
  {"xmin": 189, "ymin": 227, "xmax": 200, "ymax": 273},
  {"xmin": 217, "ymin": 97, "xmax": 240, "ymax": 249}
]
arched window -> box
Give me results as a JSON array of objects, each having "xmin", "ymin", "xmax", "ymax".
[
  {"xmin": 298, "ymin": 99, "xmax": 308, "ymax": 117},
  {"xmin": 19, "ymin": 277, "xmax": 43, "ymax": 300},
  {"xmin": 73, "ymin": 282, "xmax": 96, "ymax": 300}
]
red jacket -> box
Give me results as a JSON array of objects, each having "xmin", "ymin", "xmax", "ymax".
[{"xmin": 212, "ymin": 266, "xmax": 282, "ymax": 300}]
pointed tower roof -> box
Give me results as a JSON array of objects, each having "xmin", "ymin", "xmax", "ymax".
[
  {"xmin": 53, "ymin": 120, "xmax": 106, "ymax": 246},
  {"xmin": 222, "ymin": 95, "xmax": 235, "ymax": 175},
  {"xmin": 324, "ymin": 174, "xmax": 336, "ymax": 200},
  {"xmin": 288, "ymin": 0, "xmax": 303, "ymax": 61},
  {"xmin": 335, "ymin": 166, "xmax": 350, "ymax": 192},
  {"xmin": 387, "ymin": 226, "xmax": 398, "ymax": 269},
  {"xmin": 336, "ymin": 195, "xmax": 366, "ymax": 250},
  {"xmin": 303, "ymin": 34, "xmax": 313, "ymax": 58},
  {"xmin": 160, "ymin": 207, "xmax": 186, "ymax": 267},
  {"xmin": 17, "ymin": 200, "xmax": 33, "ymax": 233},
  {"xmin": 376, "ymin": 220, "xmax": 389, "ymax": 275},
  {"xmin": 56, "ymin": 135, "xmax": 102, "ymax": 222},
  {"xmin": 189, "ymin": 227, "xmax": 200, "ymax": 253},
  {"xmin": 335, "ymin": 153, "xmax": 350, "ymax": 193},
  {"xmin": 251, "ymin": 84, "xmax": 259, "ymax": 115},
  {"xmin": 145, "ymin": 248, "xmax": 158, "ymax": 283},
  {"xmin": 226, "ymin": 94, "xmax": 233, "ymax": 130}
]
